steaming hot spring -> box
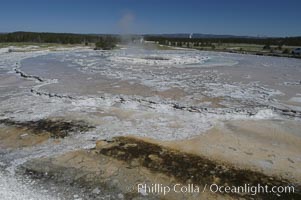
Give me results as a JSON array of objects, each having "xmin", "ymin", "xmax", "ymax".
[{"xmin": 107, "ymin": 49, "xmax": 211, "ymax": 65}]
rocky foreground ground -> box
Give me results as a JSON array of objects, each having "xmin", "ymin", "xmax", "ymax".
[{"xmin": 0, "ymin": 117, "xmax": 300, "ymax": 199}]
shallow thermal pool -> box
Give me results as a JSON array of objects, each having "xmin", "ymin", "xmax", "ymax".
[
  {"xmin": 1, "ymin": 47, "xmax": 301, "ymax": 141},
  {"xmin": 0, "ymin": 46, "xmax": 301, "ymax": 199}
]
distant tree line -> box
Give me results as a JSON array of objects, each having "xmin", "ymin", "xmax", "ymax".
[
  {"xmin": 0, "ymin": 32, "xmax": 120, "ymax": 46},
  {"xmin": 2, "ymin": 32, "xmax": 300, "ymax": 49},
  {"xmin": 144, "ymin": 36, "xmax": 301, "ymax": 47},
  {"xmin": 94, "ymin": 36, "xmax": 118, "ymax": 50}
]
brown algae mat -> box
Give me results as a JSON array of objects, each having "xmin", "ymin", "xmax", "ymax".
[
  {"xmin": 97, "ymin": 136, "xmax": 301, "ymax": 199},
  {"xmin": 20, "ymin": 136, "xmax": 301, "ymax": 200},
  {"xmin": 0, "ymin": 118, "xmax": 94, "ymax": 139}
]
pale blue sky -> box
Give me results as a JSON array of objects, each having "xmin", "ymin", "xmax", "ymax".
[{"xmin": 0, "ymin": 0, "xmax": 300, "ymax": 36}]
